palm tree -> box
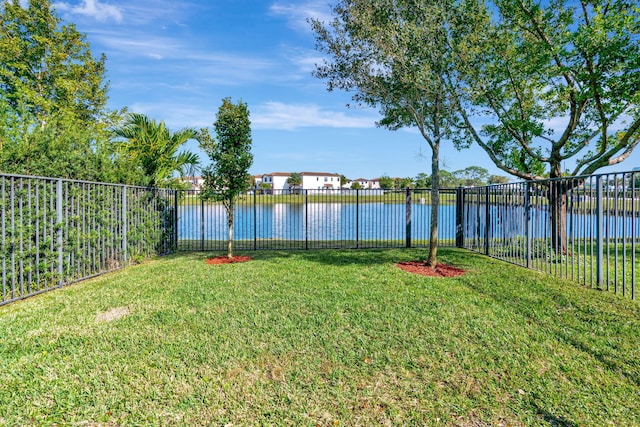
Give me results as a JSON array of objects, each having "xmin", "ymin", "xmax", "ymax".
[
  {"xmin": 286, "ymin": 172, "xmax": 302, "ymax": 194},
  {"xmin": 112, "ymin": 113, "xmax": 199, "ymax": 186}
]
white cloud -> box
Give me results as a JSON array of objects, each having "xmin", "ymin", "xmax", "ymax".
[
  {"xmin": 55, "ymin": 0, "xmax": 123, "ymax": 22},
  {"xmin": 90, "ymin": 29, "xmax": 277, "ymax": 78},
  {"xmin": 252, "ymin": 102, "xmax": 376, "ymax": 130},
  {"xmin": 127, "ymin": 102, "xmax": 212, "ymax": 129},
  {"xmin": 90, "ymin": 31, "xmax": 180, "ymax": 59},
  {"xmin": 269, "ymin": 1, "xmax": 332, "ymax": 32}
]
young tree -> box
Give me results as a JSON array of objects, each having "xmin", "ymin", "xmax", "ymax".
[
  {"xmin": 452, "ymin": 0, "xmax": 640, "ymax": 252},
  {"xmin": 112, "ymin": 113, "xmax": 199, "ymax": 187},
  {"xmin": 199, "ymin": 98, "xmax": 253, "ymax": 258},
  {"xmin": 312, "ymin": 0, "xmax": 463, "ymax": 267},
  {"xmin": 351, "ymin": 181, "xmax": 362, "ymax": 190}
]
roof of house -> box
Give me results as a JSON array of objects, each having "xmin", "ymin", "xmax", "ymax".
[
  {"xmin": 264, "ymin": 172, "xmax": 292, "ymax": 177},
  {"xmin": 300, "ymin": 172, "xmax": 340, "ymax": 177}
]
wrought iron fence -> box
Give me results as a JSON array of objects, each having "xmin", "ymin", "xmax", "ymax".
[
  {"xmin": 176, "ymin": 188, "xmax": 459, "ymax": 251},
  {"xmin": 3, "ymin": 170, "xmax": 637, "ymax": 305},
  {"xmin": 0, "ymin": 173, "xmax": 177, "ymax": 306},
  {"xmin": 460, "ymin": 171, "xmax": 639, "ymax": 299}
]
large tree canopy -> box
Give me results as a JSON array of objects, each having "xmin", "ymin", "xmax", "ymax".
[
  {"xmin": 0, "ymin": 0, "xmax": 108, "ymax": 125},
  {"xmin": 453, "ymin": 0, "xmax": 640, "ymax": 180},
  {"xmin": 450, "ymin": 0, "xmax": 640, "ymax": 253},
  {"xmin": 311, "ymin": 0, "xmax": 468, "ymax": 267},
  {"xmin": 0, "ymin": 0, "xmax": 133, "ymax": 182}
]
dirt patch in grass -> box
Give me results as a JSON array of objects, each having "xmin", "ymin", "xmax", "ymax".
[
  {"xmin": 96, "ymin": 306, "xmax": 130, "ymax": 323},
  {"xmin": 397, "ymin": 261, "xmax": 466, "ymax": 277},
  {"xmin": 205, "ymin": 255, "xmax": 252, "ymax": 265}
]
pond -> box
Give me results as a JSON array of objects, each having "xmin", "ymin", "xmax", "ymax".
[
  {"xmin": 178, "ymin": 202, "xmax": 458, "ymax": 242},
  {"xmin": 178, "ymin": 201, "xmax": 640, "ymax": 244}
]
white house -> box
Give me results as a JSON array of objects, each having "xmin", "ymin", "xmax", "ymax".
[
  {"xmin": 300, "ymin": 172, "xmax": 341, "ymax": 191},
  {"xmin": 257, "ymin": 172, "xmax": 342, "ymax": 192},
  {"xmin": 343, "ymin": 178, "xmax": 381, "ymax": 189},
  {"xmin": 260, "ymin": 172, "xmax": 292, "ymax": 191}
]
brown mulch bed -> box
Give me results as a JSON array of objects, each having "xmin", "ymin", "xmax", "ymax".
[
  {"xmin": 397, "ymin": 261, "xmax": 466, "ymax": 277},
  {"xmin": 205, "ymin": 255, "xmax": 252, "ymax": 265}
]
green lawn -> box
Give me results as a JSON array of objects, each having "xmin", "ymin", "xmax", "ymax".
[{"xmin": 1, "ymin": 248, "xmax": 638, "ymax": 426}]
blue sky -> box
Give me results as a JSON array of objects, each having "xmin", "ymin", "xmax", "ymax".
[{"xmin": 52, "ymin": 0, "xmax": 640, "ymax": 180}]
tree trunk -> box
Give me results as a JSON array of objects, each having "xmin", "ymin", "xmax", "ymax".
[
  {"xmin": 227, "ymin": 202, "xmax": 234, "ymax": 258},
  {"xmin": 548, "ymin": 163, "xmax": 567, "ymax": 255},
  {"xmin": 426, "ymin": 143, "xmax": 440, "ymax": 268},
  {"xmin": 548, "ymin": 181, "xmax": 568, "ymax": 255}
]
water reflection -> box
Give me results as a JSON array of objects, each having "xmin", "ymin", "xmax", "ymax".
[{"xmin": 178, "ymin": 202, "xmax": 639, "ymax": 243}]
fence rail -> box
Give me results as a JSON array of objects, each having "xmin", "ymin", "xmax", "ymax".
[{"xmin": 0, "ymin": 174, "xmax": 177, "ymax": 306}]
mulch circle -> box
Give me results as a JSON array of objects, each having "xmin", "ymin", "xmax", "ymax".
[
  {"xmin": 396, "ymin": 261, "xmax": 466, "ymax": 277},
  {"xmin": 205, "ymin": 255, "xmax": 252, "ymax": 265}
]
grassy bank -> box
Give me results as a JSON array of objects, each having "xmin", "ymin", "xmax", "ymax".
[
  {"xmin": 1, "ymin": 248, "xmax": 638, "ymax": 426},
  {"xmin": 179, "ymin": 191, "xmax": 458, "ymax": 206}
]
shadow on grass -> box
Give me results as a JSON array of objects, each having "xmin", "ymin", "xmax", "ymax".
[
  {"xmin": 180, "ymin": 246, "xmax": 483, "ymax": 269},
  {"xmin": 533, "ymin": 402, "xmax": 579, "ymax": 427},
  {"xmin": 457, "ymin": 266, "xmax": 640, "ymax": 389}
]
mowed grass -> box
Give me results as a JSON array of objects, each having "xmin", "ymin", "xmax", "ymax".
[{"xmin": 1, "ymin": 248, "xmax": 639, "ymax": 426}]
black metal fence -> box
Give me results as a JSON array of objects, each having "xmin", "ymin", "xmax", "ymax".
[
  {"xmin": 2, "ymin": 170, "xmax": 638, "ymax": 305},
  {"xmin": 177, "ymin": 188, "xmax": 459, "ymax": 251},
  {"xmin": 1, "ymin": 173, "xmax": 177, "ymax": 306},
  {"xmin": 178, "ymin": 171, "xmax": 638, "ymax": 299},
  {"xmin": 460, "ymin": 171, "xmax": 638, "ymax": 299}
]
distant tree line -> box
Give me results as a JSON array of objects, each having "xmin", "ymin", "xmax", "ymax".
[{"xmin": 377, "ymin": 166, "xmax": 509, "ymax": 190}]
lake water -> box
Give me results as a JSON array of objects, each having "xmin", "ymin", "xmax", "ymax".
[
  {"xmin": 178, "ymin": 202, "xmax": 639, "ymax": 242},
  {"xmin": 178, "ymin": 202, "xmax": 458, "ymax": 242}
]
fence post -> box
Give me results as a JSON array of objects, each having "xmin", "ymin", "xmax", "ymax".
[
  {"xmin": 406, "ymin": 187, "xmax": 412, "ymax": 248},
  {"xmin": 56, "ymin": 179, "xmax": 64, "ymax": 287},
  {"xmin": 525, "ymin": 182, "xmax": 531, "ymax": 268},
  {"xmin": 200, "ymin": 196, "xmax": 205, "ymax": 252},
  {"xmin": 305, "ymin": 190, "xmax": 309, "ymax": 250},
  {"xmin": 122, "ymin": 186, "xmax": 128, "ymax": 263},
  {"xmin": 455, "ymin": 186, "xmax": 464, "ymax": 248},
  {"xmin": 356, "ymin": 189, "xmax": 359, "ymax": 249},
  {"xmin": 253, "ymin": 190, "xmax": 257, "ymax": 251},
  {"xmin": 173, "ymin": 190, "xmax": 178, "ymax": 252},
  {"xmin": 596, "ymin": 175, "xmax": 603, "ymax": 289},
  {"xmin": 484, "ymin": 186, "xmax": 490, "ymax": 255}
]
